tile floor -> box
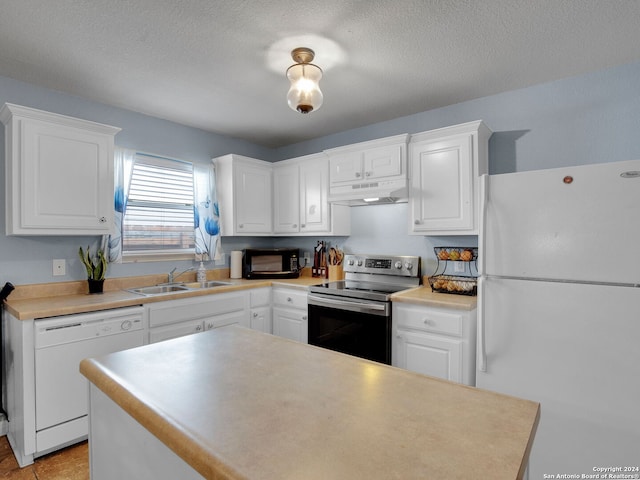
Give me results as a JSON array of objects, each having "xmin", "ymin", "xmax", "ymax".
[{"xmin": 0, "ymin": 436, "xmax": 88, "ymax": 480}]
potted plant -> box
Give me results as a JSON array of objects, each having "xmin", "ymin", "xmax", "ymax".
[{"xmin": 79, "ymin": 246, "xmax": 107, "ymax": 294}]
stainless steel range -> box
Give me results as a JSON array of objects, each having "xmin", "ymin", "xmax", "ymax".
[{"xmin": 308, "ymin": 254, "xmax": 421, "ymax": 364}]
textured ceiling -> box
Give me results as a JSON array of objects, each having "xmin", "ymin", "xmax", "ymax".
[{"xmin": 1, "ymin": 1, "xmax": 640, "ymax": 148}]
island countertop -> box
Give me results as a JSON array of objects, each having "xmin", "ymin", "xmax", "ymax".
[{"xmin": 80, "ymin": 326, "xmax": 539, "ymax": 480}]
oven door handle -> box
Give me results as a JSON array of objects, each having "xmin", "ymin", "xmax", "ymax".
[{"xmin": 307, "ymin": 293, "xmax": 389, "ymax": 315}]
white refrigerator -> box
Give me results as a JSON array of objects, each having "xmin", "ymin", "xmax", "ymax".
[{"xmin": 476, "ymin": 159, "xmax": 640, "ymax": 479}]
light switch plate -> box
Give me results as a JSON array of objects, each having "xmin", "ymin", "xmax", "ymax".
[{"xmin": 53, "ymin": 259, "xmax": 66, "ymax": 276}]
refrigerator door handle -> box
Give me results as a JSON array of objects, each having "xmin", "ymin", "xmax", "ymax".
[
  {"xmin": 477, "ymin": 276, "xmax": 487, "ymax": 372},
  {"xmin": 478, "ymin": 174, "xmax": 488, "ymax": 276}
]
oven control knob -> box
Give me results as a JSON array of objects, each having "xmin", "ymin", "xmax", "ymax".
[
  {"xmin": 395, "ymin": 261, "xmax": 402, "ymax": 269},
  {"xmin": 357, "ymin": 260, "xmax": 363, "ymax": 266},
  {"xmin": 405, "ymin": 262, "xmax": 413, "ymax": 270},
  {"xmin": 348, "ymin": 259, "xmax": 355, "ymax": 266}
]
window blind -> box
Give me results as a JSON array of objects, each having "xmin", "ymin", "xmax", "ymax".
[{"xmin": 123, "ymin": 154, "xmax": 195, "ymax": 253}]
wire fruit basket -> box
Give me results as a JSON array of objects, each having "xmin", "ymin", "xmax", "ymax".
[{"xmin": 428, "ymin": 247, "xmax": 478, "ymax": 296}]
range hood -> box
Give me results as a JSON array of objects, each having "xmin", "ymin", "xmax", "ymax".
[{"xmin": 328, "ymin": 177, "xmax": 409, "ymax": 206}]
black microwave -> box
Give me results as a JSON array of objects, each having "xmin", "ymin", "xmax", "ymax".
[{"xmin": 243, "ymin": 248, "xmax": 301, "ymax": 279}]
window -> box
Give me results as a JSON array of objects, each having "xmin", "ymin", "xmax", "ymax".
[{"xmin": 123, "ymin": 153, "xmax": 195, "ymax": 255}]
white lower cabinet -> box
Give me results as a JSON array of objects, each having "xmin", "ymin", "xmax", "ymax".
[
  {"xmin": 148, "ymin": 292, "xmax": 249, "ymax": 343},
  {"xmin": 271, "ymin": 287, "xmax": 308, "ymax": 343},
  {"xmin": 392, "ymin": 302, "xmax": 476, "ymax": 386},
  {"xmin": 249, "ymin": 287, "xmax": 272, "ymax": 333}
]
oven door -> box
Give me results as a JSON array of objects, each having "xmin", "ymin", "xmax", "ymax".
[{"xmin": 307, "ymin": 293, "xmax": 391, "ymax": 365}]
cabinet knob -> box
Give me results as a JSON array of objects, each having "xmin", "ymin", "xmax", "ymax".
[
  {"xmin": 301, "ymin": 224, "xmax": 305, "ymax": 228},
  {"xmin": 423, "ymin": 319, "xmax": 432, "ymax": 326},
  {"xmin": 238, "ymin": 224, "xmax": 244, "ymax": 228},
  {"xmin": 197, "ymin": 325, "xmax": 203, "ymax": 331},
  {"xmin": 253, "ymin": 312, "xmax": 258, "ymax": 317},
  {"xmin": 99, "ymin": 216, "xmax": 106, "ymax": 223},
  {"xmin": 355, "ymin": 172, "xmax": 361, "ymax": 178},
  {"xmin": 287, "ymin": 297, "xmax": 292, "ymax": 302},
  {"xmin": 414, "ymin": 219, "xmax": 421, "ymax": 225},
  {"xmin": 302, "ymin": 315, "xmax": 307, "ymax": 320},
  {"xmin": 365, "ymin": 171, "xmax": 371, "ymax": 177},
  {"xmin": 292, "ymin": 224, "xmax": 297, "ymax": 228}
]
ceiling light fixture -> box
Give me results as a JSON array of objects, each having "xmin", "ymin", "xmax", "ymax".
[{"xmin": 286, "ymin": 47, "xmax": 323, "ymax": 114}]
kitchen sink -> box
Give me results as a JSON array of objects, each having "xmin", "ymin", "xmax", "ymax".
[
  {"xmin": 181, "ymin": 281, "xmax": 232, "ymax": 289},
  {"xmin": 126, "ymin": 281, "xmax": 232, "ymax": 296},
  {"xmin": 126, "ymin": 284, "xmax": 191, "ymax": 296}
]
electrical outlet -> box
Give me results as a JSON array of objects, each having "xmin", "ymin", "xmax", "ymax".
[
  {"xmin": 453, "ymin": 261, "xmax": 465, "ymax": 273},
  {"xmin": 215, "ymin": 253, "xmax": 226, "ymax": 266},
  {"xmin": 53, "ymin": 259, "xmax": 66, "ymax": 276},
  {"xmin": 303, "ymin": 252, "xmax": 311, "ymax": 266}
]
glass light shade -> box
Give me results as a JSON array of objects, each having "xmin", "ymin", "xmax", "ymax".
[{"xmin": 286, "ymin": 63, "xmax": 323, "ymax": 114}]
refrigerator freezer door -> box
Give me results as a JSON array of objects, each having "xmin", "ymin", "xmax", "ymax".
[
  {"xmin": 476, "ymin": 277, "xmax": 640, "ymax": 477},
  {"xmin": 483, "ymin": 159, "xmax": 640, "ymax": 285}
]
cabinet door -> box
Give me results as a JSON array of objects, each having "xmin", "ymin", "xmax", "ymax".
[
  {"xmin": 394, "ymin": 329, "xmax": 463, "ymax": 383},
  {"xmin": 149, "ymin": 319, "xmax": 204, "ymax": 343},
  {"xmin": 204, "ymin": 310, "xmax": 248, "ymax": 331},
  {"xmin": 250, "ymin": 306, "xmax": 272, "ymax": 333},
  {"xmin": 17, "ymin": 119, "xmax": 114, "ymax": 234},
  {"xmin": 273, "ymin": 165, "xmax": 300, "ymax": 233},
  {"xmin": 410, "ymin": 134, "xmax": 473, "ymax": 233},
  {"xmin": 299, "ymin": 159, "xmax": 329, "ymax": 233},
  {"xmin": 329, "ymin": 153, "xmax": 363, "ymax": 184},
  {"xmin": 363, "ymin": 144, "xmax": 403, "ymax": 180},
  {"xmin": 234, "ymin": 162, "xmax": 272, "ymax": 233},
  {"xmin": 272, "ymin": 307, "xmax": 308, "ymax": 343}
]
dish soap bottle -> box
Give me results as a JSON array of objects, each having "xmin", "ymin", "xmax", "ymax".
[{"xmin": 197, "ymin": 261, "xmax": 207, "ymax": 283}]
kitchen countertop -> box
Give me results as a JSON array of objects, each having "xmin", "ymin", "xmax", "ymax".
[
  {"xmin": 3, "ymin": 274, "xmax": 325, "ymax": 320},
  {"xmin": 80, "ymin": 326, "xmax": 539, "ymax": 480},
  {"xmin": 390, "ymin": 285, "xmax": 477, "ymax": 310},
  {"xmin": 5, "ymin": 271, "xmax": 473, "ymax": 320}
]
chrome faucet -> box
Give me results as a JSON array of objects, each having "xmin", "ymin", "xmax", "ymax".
[{"xmin": 168, "ymin": 266, "xmax": 194, "ymax": 284}]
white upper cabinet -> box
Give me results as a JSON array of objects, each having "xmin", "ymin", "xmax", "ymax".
[
  {"xmin": 214, "ymin": 154, "xmax": 273, "ymax": 236},
  {"xmin": 326, "ymin": 135, "xmax": 407, "ymax": 185},
  {"xmin": 409, "ymin": 121, "xmax": 491, "ymax": 235},
  {"xmin": 1, "ymin": 103, "xmax": 120, "ymax": 235},
  {"xmin": 273, "ymin": 153, "xmax": 350, "ymax": 236},
  {"xmin": 273, "ymin": 163, "xmax": 301, "ymax": 234}
]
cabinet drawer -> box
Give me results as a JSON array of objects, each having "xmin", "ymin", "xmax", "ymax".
[
  {"xmin": 250, "ymin": 287, "xmax": 271, "ymax": 307},
  {"xmin": 272, "ymin": 289, "xmax": 307, "ymax": 310},
  {"xmin": 395, "ymin": 304, "xmax": 463, "ymax": 337}
]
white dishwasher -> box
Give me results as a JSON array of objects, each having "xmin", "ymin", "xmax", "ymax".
[{"xmin": 34, "ymin": 306, "xmax": 144, "ymax": 453}]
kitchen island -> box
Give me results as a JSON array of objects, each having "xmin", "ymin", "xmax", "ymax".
[{"xmin": 80, "ymin": 326, "xmax": 539, "ymax": 480}]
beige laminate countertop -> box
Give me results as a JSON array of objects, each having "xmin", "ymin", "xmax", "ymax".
[
  {"xmin": 5, "ymin": 272, "xmax": 474, "ymax": 320},
  {"xmin": 390, "ymin": 285, "xmax": 477, "ymax": 310},
  {"xmin": 4, "ymin": 275, "xmax": 324, "ymax": 320},
  {"xmin": 80, "ymin": 326, "xmax": 539, "ymax": 480}
]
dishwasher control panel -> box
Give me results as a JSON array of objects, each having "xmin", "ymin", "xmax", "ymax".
[{"xmin": 35, "ymin": 306, "xmax": 144, "ymax": 348}]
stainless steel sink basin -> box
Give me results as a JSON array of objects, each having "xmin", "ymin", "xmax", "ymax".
[
  {"xmin": 127, "ymin": 284, "xmax": 191, "ymax": 296},
  {"xmin": 181, "ymin": 281, "xmax": 232, "ymax": 289}
]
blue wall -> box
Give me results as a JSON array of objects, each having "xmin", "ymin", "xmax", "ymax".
[{"xmin": 2, "ymin": 61, "xmax": 639, "ymax": 286}]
